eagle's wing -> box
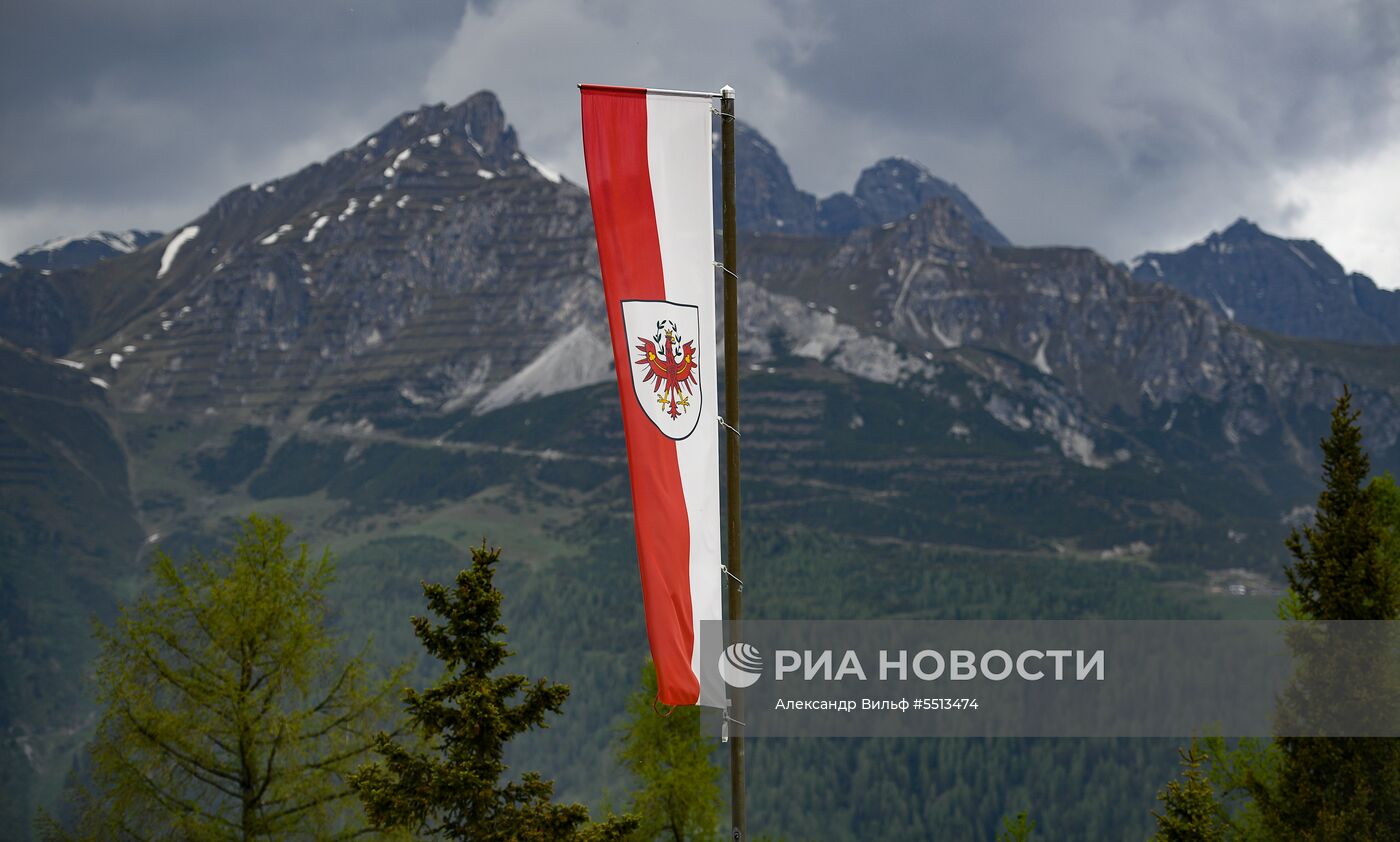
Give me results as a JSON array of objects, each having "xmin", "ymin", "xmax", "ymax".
[
  {"xmin": 672, "ymin": 341, "xmax": 698, "ymax": 389},
  {"xmin": 634, "ymin": 338, "xmax": 671, "ymax": 388}
]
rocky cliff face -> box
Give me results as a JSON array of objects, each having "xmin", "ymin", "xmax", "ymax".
[
  {"xmin": 4, "ymin": 91, "xmax": 1397, "ymax": 482},
  {"xmin": 1131, "ymin": 218, "xmax": 1400, "ymax": 344},
  {"xmin": 720, "ymin": 121, "xmax": 1009, "ymax": 244},
  {"xmin": 745, "ymin": 199, "xmax": 1400, "ymax": 473},
  {"xmin": 35, "ymin": 93, "xmax": 603, "ymax": 420}
]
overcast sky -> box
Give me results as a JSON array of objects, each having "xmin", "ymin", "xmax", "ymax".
[{"xmin": 3, "ymin": 0, "xmax": 1397, "ymax": 287}]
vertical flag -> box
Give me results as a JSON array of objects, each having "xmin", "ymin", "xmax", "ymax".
[{"xmin": 581, "ymin": 85, "xmax": 724, "ymax": 707}]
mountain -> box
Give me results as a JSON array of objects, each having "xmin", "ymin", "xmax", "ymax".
[
  {"xmin": 1131, "ymin": 218, "xmax": 1400, "ymax": 344},
  {"xmin": 3, "ymin": 91, "xmax": 1400, "ymax": 838},
  {"xmin": 0, "ymin": 231, "xmax": 165, "ymax": 354},
  {"xmin": 723, "ymin": 121, "xmax": 1010, "ymax": 244},
  {"xmin": 0, "ymin": 230, "xmax": 163, "ymax": 276}
]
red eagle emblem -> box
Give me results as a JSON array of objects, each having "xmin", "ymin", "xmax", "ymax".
[{"xmin": 634, "ymin": 319, "xmax": 698, "ymax": 420}]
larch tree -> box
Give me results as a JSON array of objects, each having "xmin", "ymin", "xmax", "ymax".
[
  {"xmin": 617, "ymin": 659, "xmax": 722, "ymax": 842},
  {"xmin": 44, "ymin": 514, "xmax": 402, "ymax": 841}
]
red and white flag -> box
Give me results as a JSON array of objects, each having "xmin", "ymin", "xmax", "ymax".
[{"xmin": 581, "ymin": 85, "xmax": 724, "ymax": 707}]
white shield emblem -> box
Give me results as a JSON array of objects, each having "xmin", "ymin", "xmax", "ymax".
[{"xmin": 621, "ymin": 299, "xmax": 704, "ymax": 440}]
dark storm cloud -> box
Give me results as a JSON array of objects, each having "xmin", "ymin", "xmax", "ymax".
[
  {"xmin": 760, "ymin": 0, "xmax": 1400, "ymax": 257},
  {"xmin": 3, "ymin": 0, "xmax": 1398, "ymax": 284},
  {"xmin": 420, "ymin": 0, "xmax": 1399, "ymax": 283},
  {"xmin": 0, "ymin": 0, "xmax": 466, "ymax": 253}
]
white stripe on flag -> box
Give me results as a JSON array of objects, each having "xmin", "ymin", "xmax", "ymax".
[{"xmin": 646, "ymin": 91, "xmax": 725, "ymax": 708}]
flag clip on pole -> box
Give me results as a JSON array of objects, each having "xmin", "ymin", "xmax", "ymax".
[{"xmin": 719, "ymin": 81, "xmax": 747, "ymax": 842}]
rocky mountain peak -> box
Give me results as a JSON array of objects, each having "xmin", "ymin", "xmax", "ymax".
[
  {"xmin": 1218, "ymin": 217, "xmax": 1263, "ymax": 241},
  {"xmin": 852, "ymin": 157, "xmax": 940, "ymax": 206},
  {"xmin": 722, "ymin": 120, "xmax": 821, "ymax": 234},
  {"xmin": 362, "ymin": 91, "xmax": 521, "ymax": 173},
  {"xmin": 833, "ymin": 157, "xmax": 1009, "ymax": 246},
  {"xmin": 720, "ymin": 121, "xmax": 1008, "ymax": 245},
  {"xmin": 1133, "ymin": 219, "xmax": 1400, "ymax": 344}
]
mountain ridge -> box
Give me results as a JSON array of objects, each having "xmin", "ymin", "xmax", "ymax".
[
  {"xmin": 1131, "ymin": 217, "xmax": 1400, "ymax": 344},
  {"xmin": 2, "ymin": 92, "xmax": 1396, "ymax": 467},
  {"xmin": 0, "ymin": 229, "xmax": 163, "ymax": 277},
  {"xmin": 724, "ymin": 120, "xmax": 1011, "ymax": 244}
]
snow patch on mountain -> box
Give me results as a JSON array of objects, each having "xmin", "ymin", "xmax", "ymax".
[
  {"xmin": 303, "ymin": 216, "xmax": 329, "ymax": 243},
  {"xmin": 524, "ymin": 154, "xmax": 563, "ymax": 184},
  {"xmin": 1032, "ymin": 336, "xmax": 1053, "ymax": 375},
  {"xmin": 1212, "ymin": 291, "xmax": 1236, "ymax": 320},
  {"xmin": 1288, "ymin": 244, "xmax": 1316, "ymax": 270},
  {"xmin": 260, "ymin": 224, "xmax": 293, "ymax": 245},
  {"xmin": 24, "ymin": 230, "xmax": 150, "ymax": 257},
  {"xmin": 158, "ymin": 226, "xmax": 200, "ymax": 279}
]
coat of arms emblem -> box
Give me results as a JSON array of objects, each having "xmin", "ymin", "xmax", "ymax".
[{"xmin": 620, "ymin": 299, "xmax": 704, "ymax": 440}]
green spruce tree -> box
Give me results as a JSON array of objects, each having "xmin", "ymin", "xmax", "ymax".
[
  {"xmin": 42, "ymin": 515, "xmax": 401, "ymax": 840},
  {"xmin": 1251, "ymin": 387, "xmax": 1400, "ymax": 839},
  {"xmin": 1281, "ymin": 386, "xmax": 1398, "ymax": 621},
  {"xmin": 617, "ymin": 660, "xmax": 722, "ymax": 842},
  {"xmin": 350, "ymin": 543, "xmax": 637, "ymax": 841},
  {"xmin": 1152, "ymin": 744, "xmax": 1226, "ymax": 842},
  {"xmin": 995, "ymin": 810, "xmax": 1037, "ymax": 841}
]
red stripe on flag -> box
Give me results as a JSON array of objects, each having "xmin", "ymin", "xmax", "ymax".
[{"xmin": 581, "ymin": 87, "xmax": 699, "ymax": 705}]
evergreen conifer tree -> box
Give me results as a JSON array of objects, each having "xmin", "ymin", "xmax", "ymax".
[
  {"xmin": 350, "ymin": 543, "xmax": 637, "ymax": 841},
  {"xmin": 1252, "ymin": 387, "xmax": 1400, "ymax": 838},
  {"xmin": 1152, "ymin": 744, "xmax": 1226, "ymax": 842}
]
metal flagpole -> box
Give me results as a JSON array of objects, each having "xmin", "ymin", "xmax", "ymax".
[{"xmin": 719, "ymin": 83, "xmax": 746, "ymax": 842}]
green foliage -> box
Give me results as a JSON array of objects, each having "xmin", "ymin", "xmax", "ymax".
[
  {"xmin": 1195, "ymin": 735, "xmax": 1273, "ymax": 841},
  {"xmin": 350, "ymin": 543, "xmax": 637, "ymax": 841},
  {"xmin": 1372, "ymin": 471, "xmax": 1400, "ymax": 577},
  {"xmin": 995, "ymin": 810, "xmax": 1036, "ymax": 841},
  {"xmin": 1251, "ymin": 389, "xmax": 1400, "ymax": 839},
  {"xmin": 1152, "ymin": 744, "xmax": 1227, "ymax": 841},
  {"xmin": 1159, "ymin": 390, "xmax": 1400, "ymax": 841},
  {"xmin": 43, "ymin": 515, "xmax": 401, "ymax": 840},
  {"xmin": 1282, "ymin": 386, "xmax": 1398, "ymax": 621},
  {"xmin": 617, "ymin": 661, "xmax": 721, "ymax": 842}
]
